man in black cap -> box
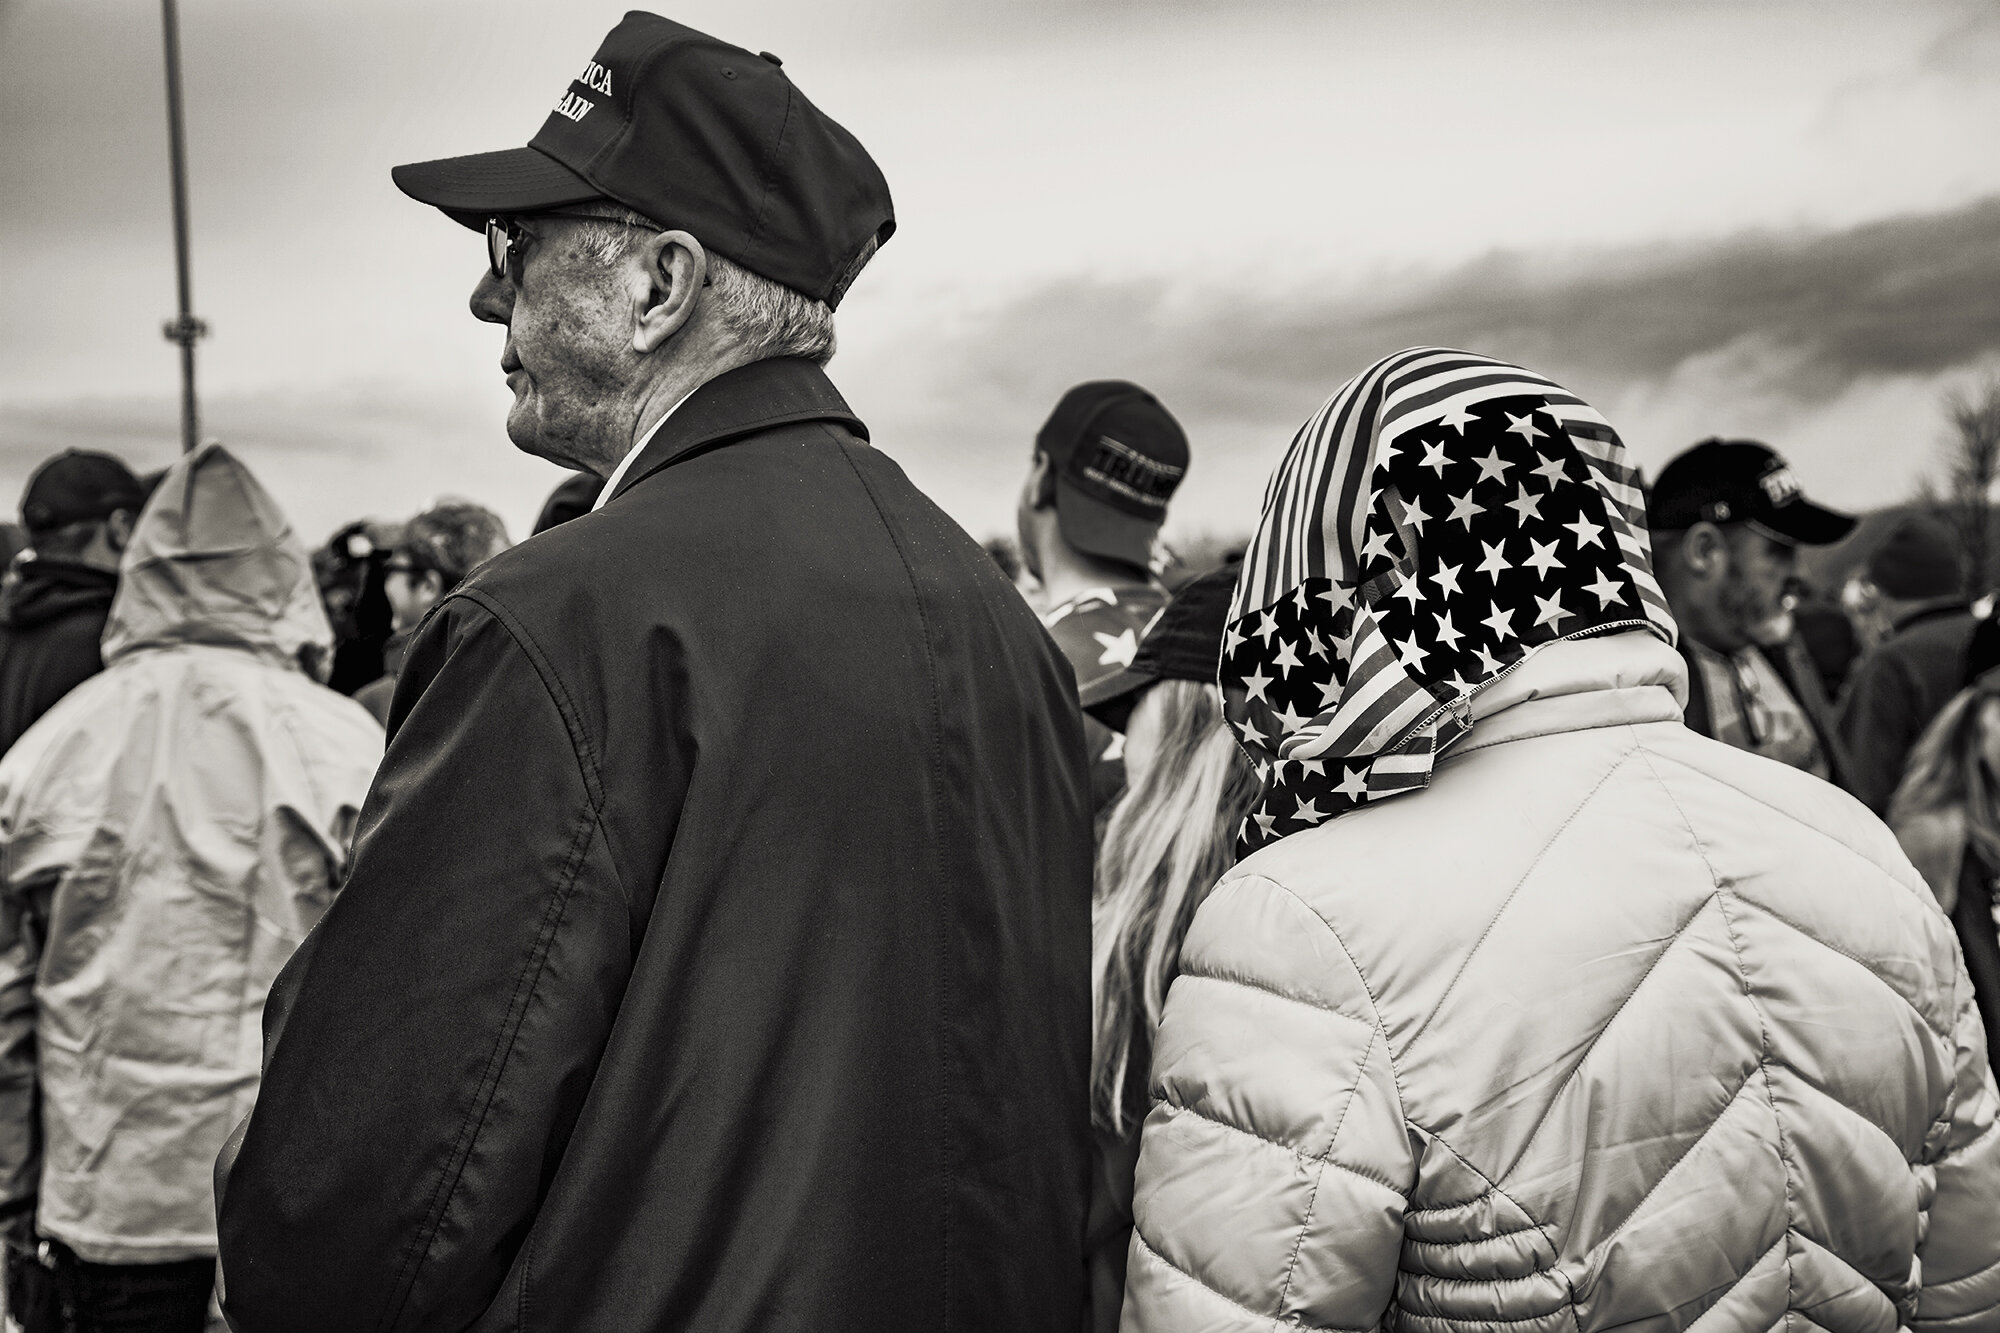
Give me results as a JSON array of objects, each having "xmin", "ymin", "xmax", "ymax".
[
  {"xmin": 1837, "ymin": 515, "xmax": 1977, "ymax": 814},
  {"xmin": 216, "ymin": 15, "xmax": 1090, "ymax": 1333},
  {"xmin": 1646, "ymin": 438, "xmax": 1857, "ymax": 786},
  {"xmin": 1018, "ymin": 381, "xmax": 1188, "ymax": 813},
  {"xmin": 0, "ymin": 450, "xmax": 149, "ymax": 757}
]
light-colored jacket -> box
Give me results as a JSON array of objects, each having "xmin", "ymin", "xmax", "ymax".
[
  {"xmin": 0, "ymin": 444, "xmax": 381, "ymax": 1263},
  {"xmin": 1124, "ymin": 632, "xmax": 2000, "ymax": 1333}
]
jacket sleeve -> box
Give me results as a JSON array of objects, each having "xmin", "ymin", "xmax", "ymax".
[
  {"xmin": 1915, "ymin": 957, "xmax": 2000, "ymax": 1333},
  {"xmin": 216, "ymin": 593, "xmax": 634, "ymax": 1333},
  {"xmin": 0, "ymin": 867, "xmax": 47, "ymax": 1218},
  {"xmin": 1122, "ymin": 873, "xmax": 1414, "ymax": 1333},
  {"xmin": 1836, "ymin": 652, "xmax": 1918, "ymax": 816}
]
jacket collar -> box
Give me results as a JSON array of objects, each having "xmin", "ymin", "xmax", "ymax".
[
  {"xmin": 1448, "ymin": 631, "xmax": 1688, "ymax": 761},
  {"xmin": 604, "ymin": 357, "xmax": 866, "ymax": 507}
]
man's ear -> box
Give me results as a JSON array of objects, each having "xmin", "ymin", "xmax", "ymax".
[
  {"xmin": 630, "ymin": 230, "xmax": 707, "ymax": 354},
  {"xmin": 1026, "ymin": 451, "xmax": 1058, "ymax": 509},
  {"xmin": 104, "ymin": 509, "xmax": 135, "ymax": 554},
  {"xmin": 1682, "ymin": 521, "xmax": 1728, "ymax": 580}
]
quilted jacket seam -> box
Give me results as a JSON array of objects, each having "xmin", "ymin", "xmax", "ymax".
[
  {"xmin": 1161, "ymin": 1097, "xmax": 1410, "ymax": 1197},
  {"xmin": 1279, "ymin": 1028, "xmax": 1377, "ymax": 1312},
  {"xmin": 1132, "ymin": 1231, "xmax": 1370, "ymax": 1333},
  {"xmin": 1728, "ymin": 896, "xmax": 1951, "ymax": 1044},
  {"xmin": 1405, "ymin": 1223, "xmax": 1547, "ymax": 1245},
  {"xmin": 1921, "ymin": 1250, "xmax": 2000, "ymax": 1294},
  {"xmin": 1403, "ymin": 1269, "xmax": 1564, "ymax": 1287},
  {"xmin": 1508, "ymin": 890, "xmax": 1725, "ymax": 1176},
  {"xmin": 1584, "ymin": 1058, "xmax": 1760, "ymax": 1254},
  {"xmin": 1636, "ymin": 745, "xmax": 1802, "ymax": 1328},
  {"xmin": 1643, "ymin": 747, "xmax": 1926, "ymax": 896},
  {"xmin": 1405, "ymin": 745, "xmax": 1638, "ymax": 1052},
  {"xmin": 1248, "ymin": 874, "xmax": 1409, "ymax": 1122},
  {"xmin": 1173, "ymin": 965, "xmax": 1378, "ymax": 1032},
  {"xmin": 1411, "ymin": 1134, "xmax": 1570, "ymax": 1315}
]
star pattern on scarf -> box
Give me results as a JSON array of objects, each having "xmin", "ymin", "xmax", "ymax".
[{"xmin": 1223, "ymin": 394, "xmax": 1655, "ymax": 852}]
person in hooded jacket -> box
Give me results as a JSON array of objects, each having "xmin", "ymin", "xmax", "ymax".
[
  {"xmin": 0, "ymin": 451, "xmax": 151, "ymax": 758},
  {"xmin": 1121, "ymin": 349, "xmax": 2000, "ymax": 1333},
  {"xmin": 0, "ymin": 443, "xmax": 382, "ymax": 1332}
]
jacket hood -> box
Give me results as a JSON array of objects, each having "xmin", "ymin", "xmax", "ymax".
[
  {"xmin": 0, "ymin": 558, "xmax": 118, "ymax": 630},
  {"xmin": 101, "ymin": 443, "xmax": 332, "ymax": 669}
]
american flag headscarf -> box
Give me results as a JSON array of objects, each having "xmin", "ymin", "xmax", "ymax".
[{"xmin": 1223, "ymin": 348, "xmax": 1677, "ymax": 857}]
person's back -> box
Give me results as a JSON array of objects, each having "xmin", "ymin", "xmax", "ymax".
[
  {"xmin": 1126, "ymin": 633, "xmax": 2000, "ymax": 1331},
  {"xmin": 219, "ymin": 359, "xmax": 1092, "ymax": 1331},
  {"xmin": 1124, "ymin": 348, "xmax": 2000, "ymax": 1333},
  {"xmin": 0, "ymin": 444, "xmax": 381, "ymax": 1326}
]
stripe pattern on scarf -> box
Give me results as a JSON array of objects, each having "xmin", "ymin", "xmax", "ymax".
[{"xmin": 1223, "ymin": 348, "xmax": 1677, "ymax": 856}]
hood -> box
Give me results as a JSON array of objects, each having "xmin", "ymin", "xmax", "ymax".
[
  {"xmin": 101, "ymin": 443, "xmax": 332, "ymax": 670},
  {"xmin": 0, "ymin": 558, "xmax": 118, "ymax": 630},
  {"xmin": 1222, "ymin": 348, "xmax": 1678, "ymax": 856}
]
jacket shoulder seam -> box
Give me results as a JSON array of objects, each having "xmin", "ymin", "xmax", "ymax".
[{"xmin": 1172, "ymin": 964, "xmax": 1378, "ymax": 1032}]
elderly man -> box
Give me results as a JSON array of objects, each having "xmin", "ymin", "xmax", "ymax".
[{"xmin": 216, "ymin": 15, "xmax": 1091, "ymax": 1333}]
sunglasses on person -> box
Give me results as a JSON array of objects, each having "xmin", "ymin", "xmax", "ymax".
[{"xmin": 486, "ymin": 210, "xmax": 665, "ymax": 280}]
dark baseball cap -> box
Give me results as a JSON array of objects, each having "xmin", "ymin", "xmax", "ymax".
[
  {"xmin": 1083, "ymin": 562, "xmax": 1240, "ymax": 729},
  {"xmin": 391, "ymin": 12, "xmax": 894, "ymax": 309},
  {"xmin": 1036, "ymin": 382, "xmax": 1189, "ymax": 571},
  {"xmin": 20, "ymin": 450, "xmax": 149, "ymax": 534},
  {"xmin": 1645, "ymin": 438, "xmax": 1856, "ymax": 547}
]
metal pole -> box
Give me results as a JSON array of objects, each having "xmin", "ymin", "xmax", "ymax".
[{"xmin": 159, "ymin": 0, "xmax": 205, "ymax": 452}]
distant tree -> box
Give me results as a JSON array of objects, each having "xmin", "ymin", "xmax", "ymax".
[{"xmin": 1939, "ymin": 376, "xmax": 2000, "ymax": 594}]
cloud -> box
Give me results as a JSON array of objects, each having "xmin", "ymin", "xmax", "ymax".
[{"xmin": 843, "ymin": 195, "xmax": 2000, "ymax": 539}]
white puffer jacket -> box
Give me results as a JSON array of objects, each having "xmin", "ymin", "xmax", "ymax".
[{"xmin": 1124, "ymin": 633, "xmax": 2000, "ymax": 1333}]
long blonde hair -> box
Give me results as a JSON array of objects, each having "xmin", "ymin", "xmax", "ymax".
[
  {"xmin": 1890, "ymin": 672, "xmax": 2000, "ymax": 871},
  {"xmin": 1091, "ymin": 679, "xmax": 1259, "ymax": 1134}
]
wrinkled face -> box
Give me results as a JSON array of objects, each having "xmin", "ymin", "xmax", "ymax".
[
  {"xmin": 1713, "ymin": 526, "xmax": 1799, "ymax": 651},
  {"xmin": 469, "ymin": 217, "xmax": 633, "ymax": 474}
]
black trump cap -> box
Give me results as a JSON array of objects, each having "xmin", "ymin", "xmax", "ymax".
[
  {"xmin": 20, "ymin": 450, "xmax": 148, "ymax": 535},
  {"xmin": 1037, "ymin": 381, "xmax": 1189, "ymax": 572},
  {"xmin": 1082, "ymin": 562, "xmax": 1241, "ymax": 729},
  {"xmin": 1645, "ymin": 438, "xmax": 1856, "ymax": 547},
  {"xmin": 391, "ymin": 12, "xmax": 894, "ymax": 309}
]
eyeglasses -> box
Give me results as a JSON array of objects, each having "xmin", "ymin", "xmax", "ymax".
[{"xmin": 485, "ymin": 210, "xmax": 664, "ymax": 280}]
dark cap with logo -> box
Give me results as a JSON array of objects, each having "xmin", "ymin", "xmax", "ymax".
[
  {"xmin": 20, "ymin": 450, "xmax": 149, "ymax": 535},
  {"xmin": 1036, "ymin": 381, "xmax": 1189, "ymax": 572},
  {"xmin": 1645, "ymin": 438, "xmax": 1856, "ymax": 547},
  {"xmin": 390, "ymin": 11, "xmax": 894, "ymax": 309},
  {"xmin": 1083, "ymin": 562, "xmax": 1240, "ymax": 728}
]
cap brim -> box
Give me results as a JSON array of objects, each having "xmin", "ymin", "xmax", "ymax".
[
  {"xmin": 1754, "ymin": 499, "xmax": 1859, "ymax": 547},
  {"xmin": 1055, "ymin": 479, "xmax": 1158, "ymax": 571},
  {"xmin": 1081, "ymin": 669, "xmax": 1155, "ymax": 734},
  {"xmin": 391, "ymin": 147, "xmax": 605, "ymax": 231}
]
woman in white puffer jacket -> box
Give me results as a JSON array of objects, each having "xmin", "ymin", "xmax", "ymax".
[{"xmin": 1122, "ymin": 349, "xmax": 2000, "ymax": 1333}]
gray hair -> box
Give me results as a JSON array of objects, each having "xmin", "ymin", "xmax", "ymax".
[{"xmin": 570, "ymin": 206, "xmax": 842, "ymax": 367}]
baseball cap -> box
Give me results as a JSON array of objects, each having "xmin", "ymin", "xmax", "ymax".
[
  {"xmin": 1036, "ymin": 382, "xmax": 1189, "ymax": 571},
  {"xmin": 1645, "ymin": 439, "xmax": 1856, "ymax": 547},
  {"xmin": 1866, "ymin": 515, "xmax": 1963, "ymax": 601},
  {"xmin": 1083, "ymin": 562, "xmax": 1240, "ymax": 729},
  {"xmin": 391, "ymin": 12, "xmax": 894, "ymax": 309},
  {"xmin": 20, "ymin": 450, "xmax": 148, "ymax": 534}
]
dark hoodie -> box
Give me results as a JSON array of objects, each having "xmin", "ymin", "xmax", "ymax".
[{"xmin": 0, "ymin": 557, "xmax": 118, "ymax": 756}]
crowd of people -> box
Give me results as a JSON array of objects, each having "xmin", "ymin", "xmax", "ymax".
[{"xmin": 0, "ymin": 11, "xmax": 1994, "ymax": 1333}]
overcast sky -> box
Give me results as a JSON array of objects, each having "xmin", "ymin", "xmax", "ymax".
[{"xmin": 3, "ymin": 0, "xmax": 1998, "ymax": 547}]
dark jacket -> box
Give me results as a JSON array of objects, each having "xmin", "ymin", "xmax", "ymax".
[
  {"xmin": 216, "ymin": 358, "xmax": 1093, "ymax": 1333},
  {"xmin": 0, "ymin": 559, "xmax": 118, "ymax": 757},
  {"xmin": 1677, "ymin": 634, "xmax": 1854, "ymax": 793},
  {"xmin": 1836, "ymin": 600, "xmax": 1976, "ymax": 814}
]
